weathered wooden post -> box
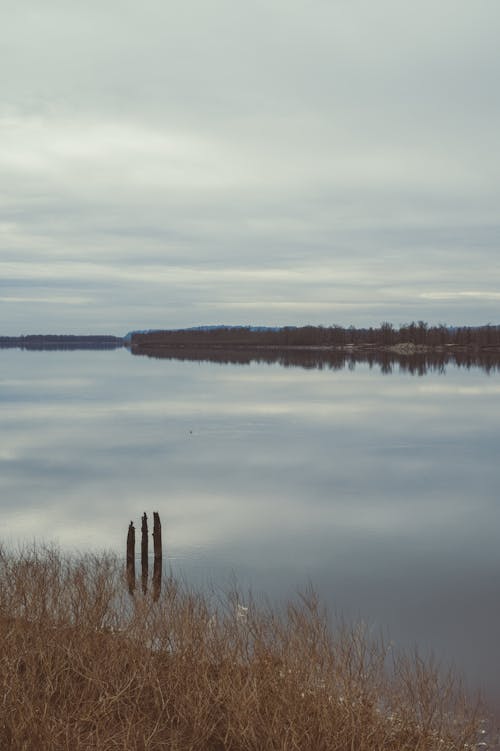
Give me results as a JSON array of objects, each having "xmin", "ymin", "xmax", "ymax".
[
  {"xmin": 126, "ymin": 521, "xmax": 136, "ymax": 595},
  {"xmin": 152, "ymin": 511, "xmax": 162, "ymax": 602},
  {"xmin": 141, "ymin": 512, "xmax": 148, "ymax": 595}
]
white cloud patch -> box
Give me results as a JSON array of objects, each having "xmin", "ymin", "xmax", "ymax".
[{"xmin": 420, "ymin": 291, "xmax": 500, "ymax": 301}]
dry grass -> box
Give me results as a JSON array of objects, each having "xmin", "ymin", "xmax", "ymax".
[{"xmin": 0, "ymin": 544, "xmax": 484, "ymax": 750}]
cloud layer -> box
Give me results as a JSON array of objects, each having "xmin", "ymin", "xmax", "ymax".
[{"xmin": 2, "ymin": 0, "xmax": 500, "ymax": 333}]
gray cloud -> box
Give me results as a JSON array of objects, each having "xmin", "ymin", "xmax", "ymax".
[{"xmin": 1, "ymin": 0, "xmax": 500, "ymax": 332}]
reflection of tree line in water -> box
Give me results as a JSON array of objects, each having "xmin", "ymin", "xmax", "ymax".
[{"xmin": 130, "ymin": 345, "xmax": 500, "ymax": 375}]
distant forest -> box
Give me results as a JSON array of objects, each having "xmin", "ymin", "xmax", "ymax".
[
  {"xmin": 0, "ymin": 335, "xmax": 123, "ymax": 351},
  {"xmin": 3, "ymin": 324, "xmax": 500, "ymax": 359},
  {"xmin": 131, "ymin": 322, "xmax": 500, "ymax": 350}
]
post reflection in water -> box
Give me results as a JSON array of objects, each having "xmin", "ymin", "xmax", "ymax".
[{"xmin": 1, "ymin": 345, "xmax": 500, "ymax": 713}]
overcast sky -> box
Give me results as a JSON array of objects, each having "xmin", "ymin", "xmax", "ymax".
[{"xmin": 1, "ymin": 0, "xmax": 499, "ymax": 334}]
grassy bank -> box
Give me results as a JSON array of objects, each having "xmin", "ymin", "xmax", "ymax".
[{"xmin": 0, "ymin": 545, "xmax": 483, "ymax": 750}]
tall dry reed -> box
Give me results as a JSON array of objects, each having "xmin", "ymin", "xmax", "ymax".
[{"xmin": 0, "ymin": 544, "xmax": 485, "ymax": 750}]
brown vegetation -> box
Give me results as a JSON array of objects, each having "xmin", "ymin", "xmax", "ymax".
[{"xmin": 0, "ymin": 545, "xmax": 484, "ymax": 750}]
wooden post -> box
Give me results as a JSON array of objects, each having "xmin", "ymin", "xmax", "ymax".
[
  {"xmin": 152, "ymin": 511, "xmax": 162, "ymax": 602},
  {"xmin": 141, "ymin": 512, "xmax": 148, "ymax": 595},
  {"xmin": 126, "ymin": 521, "xmax": 136, "ymax": 595}
]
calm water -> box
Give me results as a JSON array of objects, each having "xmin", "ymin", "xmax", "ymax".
[{"xmin": 1, "ymin": 347, "xmax": 500, "ymax": 711}]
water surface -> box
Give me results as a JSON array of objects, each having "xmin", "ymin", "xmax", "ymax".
[{"xmin": 1, "ymin": 347, "xmax": 499, "ymax": 712}]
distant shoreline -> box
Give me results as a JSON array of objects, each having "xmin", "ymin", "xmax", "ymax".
[
  {"xmin": 131, "ymin": 341, "xmax": 500, "ymax": 353},
  {"xmin": 3, "ymin": 323, "xmax": 500, "ymax": 355},
  {"xmin": 0, "ymin": 335, "xmax": 124, "ymax": 351}
]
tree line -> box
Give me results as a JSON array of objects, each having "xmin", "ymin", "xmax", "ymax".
[
  {"xmin": 131, "ymin": 322, "xmax": 500, "ymax": 349},
  {"xmin": 0, "ymin": 335, "xmax": 123, "ymax": 351}
]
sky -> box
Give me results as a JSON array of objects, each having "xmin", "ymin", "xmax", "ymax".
[{"xmin": 1, "ymin": 0, "xmax": 500, "ymax": 334}]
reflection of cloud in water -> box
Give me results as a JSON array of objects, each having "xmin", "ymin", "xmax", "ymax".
[
  {"xmin": 2, "ymin": 351, "xmax": 500, "ymax": 705},
  {"xmin": 418, "ymin": 383, "xmax": 500, "ymax": 395},
  {"xmin": 2, "ymin": 393, "xmax": 493, "ymax": 424}
]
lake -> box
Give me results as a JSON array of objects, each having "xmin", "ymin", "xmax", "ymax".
[{"xmin": 1, "ymin": 345, "xmax": 499, "ymax": 714}]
